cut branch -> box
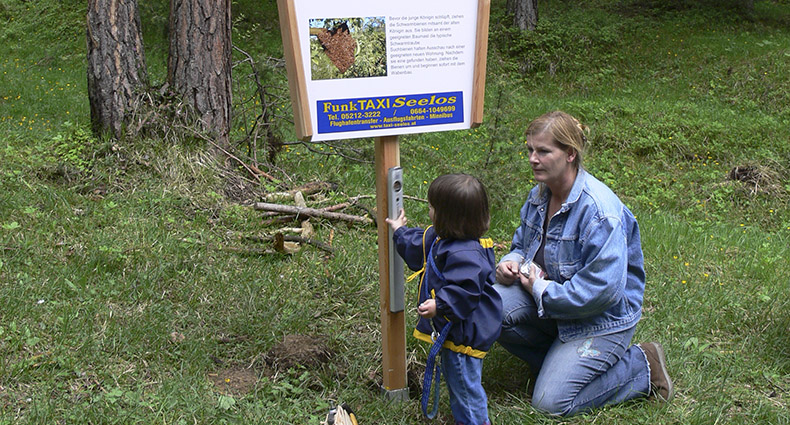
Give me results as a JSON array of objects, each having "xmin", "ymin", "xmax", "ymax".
[
  {"xmin": 244, "ymin": 234, "xmax": 334, "ymax": 253},
  {"xmin": 253, "ymin": 202, "xmax": 372, "ymax": 224}
]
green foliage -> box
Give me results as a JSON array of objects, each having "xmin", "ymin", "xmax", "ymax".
[
  {"xmin": 51, "ymin": 122, "xmax": 100, "ymax": 172},
  {"xmin": 491, "ymin": 5, "xmax": 630, "ymax": 81},
  {"xmin": 0, "ymin": 2, "xmax": 10, "ymax": 22}
]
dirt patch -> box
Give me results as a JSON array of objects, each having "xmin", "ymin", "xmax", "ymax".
[
  {"xmin": 729, "ymin": 164, "xmax": 774, "ymax": 185},
  {"xmin": 265, "ymin": 334, "xmax": 331, "ymax": 371},
  {"xmin": 209, "ymin": 366, "xmax": 259, "ymax": 396},
  {"xmin": 728, "ymin": 163, "xmax": 785, "ymax": 196}
]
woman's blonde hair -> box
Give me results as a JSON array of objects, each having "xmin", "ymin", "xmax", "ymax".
[{"xmin": 525, "ymin": 110, "xmax": 589, "ymax": 169}]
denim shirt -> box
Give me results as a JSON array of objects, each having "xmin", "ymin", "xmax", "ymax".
[{"xmin": 499, "ymin": 169, "xmax": 646, "ymax": 342}]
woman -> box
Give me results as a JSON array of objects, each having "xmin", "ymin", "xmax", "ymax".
[{"xmin": 495, "ymin": 111, "xmax": 673, "ymax": 416}]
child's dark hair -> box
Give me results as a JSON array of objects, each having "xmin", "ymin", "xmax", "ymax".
[{"xmin": 427, "ymin": 173, "xmax": 490, "ymax": 240}]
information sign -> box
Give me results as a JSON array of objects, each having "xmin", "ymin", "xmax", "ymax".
[
  {"xmin": 278, "ymin": 0, "xmax": 488, "ymax": 141},
  {"xmin": 276, "ymin": 0, "xmax": 490, "ymax": 401}
]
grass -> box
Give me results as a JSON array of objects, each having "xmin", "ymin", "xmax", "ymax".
[{"xmin": 1, "ymin": 0, "xmax": 789, "ymax": 423}]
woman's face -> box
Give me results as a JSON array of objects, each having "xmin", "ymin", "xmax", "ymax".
[{"xmin": 527, "ymin": 131, "xmax": 576, "ymax": 185}]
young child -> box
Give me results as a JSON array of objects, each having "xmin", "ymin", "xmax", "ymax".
[{"xmin": 385, "ymin": 173, "xmax": 503, "ymax": 425}]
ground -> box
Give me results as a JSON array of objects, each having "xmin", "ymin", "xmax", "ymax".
[{"xmin": 209, "ymin": 334, "xmax": 331, "ymax": 395}]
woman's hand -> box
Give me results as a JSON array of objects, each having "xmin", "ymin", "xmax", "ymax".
[
  {"xmin": 496, "ymin": 260, "xmax": 520, "ymax": 285},
  {"xmin": 518, "ymin": 263, "xmax": 544, "ymax": 293},
  {"xmin": 417, "ymin": 299, "xmax": 436, "ymax": 318},
  {"xmin": 384, "ymin": 208, "xmax": 407, "ymax": 231}
]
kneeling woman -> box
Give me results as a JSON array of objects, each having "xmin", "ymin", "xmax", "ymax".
[{"xmin": 495, "ymin": 111, "xmax": 673, "ymax": 416}]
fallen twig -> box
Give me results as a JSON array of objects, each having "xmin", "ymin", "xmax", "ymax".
[
  {"xmin": 282, "ymin": 234, "xmax": 334, "ymax": 253},
  {"xmin": 253, "ymin": 202, "xmax": 372, "ymax": 224},
  {"xmin": 244, "ymin": 233, "xmax": 332, "ymax": 252},
  {"xmin": 221, "ymin": 246, "xmax": 274, "ymax": 255}
]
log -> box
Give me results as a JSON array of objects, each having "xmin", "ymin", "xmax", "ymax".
[{"xmin": 253, "ymin": 202, "xmax": 372, "ymax": 224}]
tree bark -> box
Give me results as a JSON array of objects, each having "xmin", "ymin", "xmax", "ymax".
[
  {"xmin": 86, "ymin": 0, "xmax": 148, "ymax": 138},
  {"xmin": 167, "ymin": 0, "xmax": 232, "ymax": 149},
  {"xmin": 513, "ymin": 0, "xmax": 538, "ymax": 31}
]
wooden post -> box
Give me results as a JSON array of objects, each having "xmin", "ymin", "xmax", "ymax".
[
  {"xmin": 471, "ymin": 0, "xmax": 491, "ymax": 128},
  {"xmin": 375, "ymin": 135, "xmax": 408, "ymax": 400}
]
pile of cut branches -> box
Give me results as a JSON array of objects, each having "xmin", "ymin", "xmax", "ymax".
[{"xmin": 237, "ymin": 181, "xmax": 375, "ymax": 256}]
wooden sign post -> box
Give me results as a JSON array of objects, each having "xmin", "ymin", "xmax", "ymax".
[
  {"xmin": 374, "ymin": 135, "xmax": 407, "ymax": 399},
  {"xmin": 277, "ymin": 0, "xmax": 490, "ymax": 401}
]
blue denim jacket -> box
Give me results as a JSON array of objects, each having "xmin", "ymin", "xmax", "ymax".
[{"xmin": 499, "ymin": 169, "xmax": 646, "ymax": 342}]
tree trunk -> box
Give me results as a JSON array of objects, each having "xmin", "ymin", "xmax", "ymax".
[
  {"xmin": 167, "ymin": 0, "xmax": 232, "ymax": 149},
  {"xmin": 507, "ymin": 0, "xmax": 516, "ymax": 15},
  {"xmin": 86, "ymin": 0, "xmax": 148, "ymax": 138},
  {"xmin": 513, "ymin": 0, "xmax": 538, "ymax": 31}
]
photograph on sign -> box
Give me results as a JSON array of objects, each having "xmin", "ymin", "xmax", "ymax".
[
  {"xmin": 309, "ymin": 17, "xmax": 387, "ymax": 80},
  {"xmin": 284, "ymin": 0, "xmax": 483, "ymax": 141}
]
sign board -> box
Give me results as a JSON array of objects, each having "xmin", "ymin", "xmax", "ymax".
[
  {"xmin": 277, "ymin": 0, "xmax": 489, "ymax": 141},
  {"xmin": 276, "ymin": 0, "xmax": 490, "ymax": 400}
]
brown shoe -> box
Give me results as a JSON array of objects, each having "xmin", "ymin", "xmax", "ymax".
[{"xmin": 640, "ymin": 342, "xmax": 674, "ymax": 402}]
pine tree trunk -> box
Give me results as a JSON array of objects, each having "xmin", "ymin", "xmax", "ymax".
[
  {"xmin": 86, "ymin": 0, "xmax": 148, "ymax": 138},
  {"xmin": 514, "ymin": 0, "xmax": 538, "ymax": 31},
  {"xmin": 167, "ymin": 0, "xmax": 232, "ymax": 149}
]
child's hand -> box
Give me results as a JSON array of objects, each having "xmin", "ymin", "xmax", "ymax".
[
  {"xmin": 384, "ymin": 208, "xmax": 407, "ymax": 231},
  {"xmin": 417, "ymin": 299, "xmax": 436, "ymax": 318}
]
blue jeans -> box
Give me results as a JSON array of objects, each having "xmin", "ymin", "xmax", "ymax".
[
  {"xmin": 495, "ymin": 283, "xmax": 651, "ymax": 416},
  {"xmin": 440, "ymin": 349, "xmax": 491, "ymax": 425}
]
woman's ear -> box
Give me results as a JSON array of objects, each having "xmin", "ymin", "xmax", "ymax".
[{"xmin": 566, "ymin": 148, "xmax": 577, "ymax": 163}]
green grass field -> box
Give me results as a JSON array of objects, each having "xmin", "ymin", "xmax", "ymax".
[{"xmin": 1, "ymin": 0, "xmax": 789, "ymax": 423}]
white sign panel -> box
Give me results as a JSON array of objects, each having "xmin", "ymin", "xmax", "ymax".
[{"xmin": 288, "ymin": 0, "xmax": 481, "ymax": 141}]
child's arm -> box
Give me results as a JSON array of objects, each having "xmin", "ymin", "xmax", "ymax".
[{"xmin": 387, "ymin": 209, "xmax": 432, "ymax": 272}]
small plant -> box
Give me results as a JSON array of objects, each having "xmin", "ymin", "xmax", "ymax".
[{"xmin": 51, "ymin": 121, "xmax": 100, "ymax": 172}]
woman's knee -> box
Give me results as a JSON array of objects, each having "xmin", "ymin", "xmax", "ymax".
[
  {"xmin": 531, "ymin": 393, "xmax": 573, "ymax": 417},
  {"xmin": 531, "ymin": 378, "xmax": 598, "ymax": 417},
  {"xmin": 500, "ymin": 308, "xmax": 523, "ymax": 331},
  {"xmin": 496, "ymin": 286, "xmax": 539, "ymax": 324},
  {"xmin": 530, "ymin": 375, "xmax": 580, "ymax": 416}
]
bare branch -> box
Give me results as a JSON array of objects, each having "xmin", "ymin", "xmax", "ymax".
[{"xmin": 253, "ymin": 202, "xmax": 372, "ymax": 224}]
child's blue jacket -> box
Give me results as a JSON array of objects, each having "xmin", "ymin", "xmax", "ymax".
[{"xmin": 392, "ymin": 225, "xmax": 503, "ymax": 358}]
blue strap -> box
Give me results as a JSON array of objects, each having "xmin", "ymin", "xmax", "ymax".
[
  {"xmin": 419, "ymin": 237, "xmax": 439, "ymax": 302},
  {"xmin": 420, "ymin": 241, "xmax": 452, "ymax": 419},
  {"xmin": 421, "ymin": 321, "xmax": 452, "ymax": 419}
]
